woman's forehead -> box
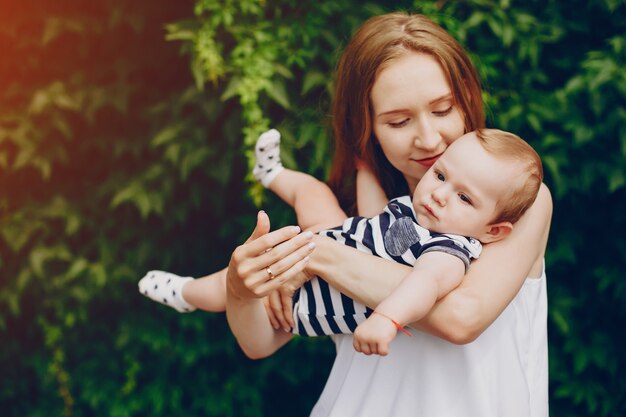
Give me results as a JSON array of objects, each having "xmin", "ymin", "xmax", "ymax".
[{"xmin": 371, "ymin": 52, "xmax": 452, "ymax": 113}]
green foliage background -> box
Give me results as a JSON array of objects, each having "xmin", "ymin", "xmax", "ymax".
[{"xmin": 1, "ymin": 0, "xmax": 624, "ymax": 416}]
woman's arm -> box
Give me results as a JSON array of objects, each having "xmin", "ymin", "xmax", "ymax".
[
  {"xmin": 225, "ymin": 211, "xmax": 314, "ymax": 358},
  {"xmin": 307, "ymin": 184, "xmax": 553, "ymax": 344},
  {"xmin": 226, "ymin": 283, "xmax": 293, "ymax": 359}
]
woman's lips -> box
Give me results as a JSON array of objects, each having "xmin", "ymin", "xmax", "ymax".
[{"xmin": 413, "ymin": 153, "xmax": 442, "ymax": 167}]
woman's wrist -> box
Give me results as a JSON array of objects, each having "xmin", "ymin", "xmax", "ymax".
[{"xmin": 305, "ymin": 235, "xmax": 336, "ymax": 279}]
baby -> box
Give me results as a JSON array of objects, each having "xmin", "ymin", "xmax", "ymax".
[{"xmin": 140, "ymin": 128, "xmax": 543, "ymax": 355}]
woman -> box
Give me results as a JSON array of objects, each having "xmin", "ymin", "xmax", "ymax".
[{"xmin": 225, "ymin": 12, "xmax": 551, "ymax": 417}]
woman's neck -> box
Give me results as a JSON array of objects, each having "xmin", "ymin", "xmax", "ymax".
[{"xmin": 405, "ymin": 175, "xmax": 420, "ymax": 196}]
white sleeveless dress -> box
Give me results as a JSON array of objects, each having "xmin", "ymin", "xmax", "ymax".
[{"xmin": 310, "ymin": 268, "xmax": 548, "ymax": 417}]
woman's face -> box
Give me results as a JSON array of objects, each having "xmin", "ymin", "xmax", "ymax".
[{"xmin": 370, "ymin": 52, "xmax": 465, "ymax": 193}]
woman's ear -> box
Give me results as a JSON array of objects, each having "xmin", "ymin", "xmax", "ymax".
[{"xmin": 479, "ymin": 221, "xmax": 513, "ymax": 243}]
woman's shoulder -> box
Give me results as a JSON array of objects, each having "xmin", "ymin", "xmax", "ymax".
[
  {"xmin": 537, "ymin": 183, "xmax": 553, "ymax": 215},
  {"xmin": 532, "ymin": 183, "xmax": 553, "ymax": 238},
  {"xmin": 525, "ymin": 183, "xmax": 552, "ymax": 277},
  {"xmin": 522, "ymin": 183, "xmax": 552, "ymax": 230}
]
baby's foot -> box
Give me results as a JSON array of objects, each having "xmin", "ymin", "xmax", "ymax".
[
  {"xmin": 138, "ymin": 270, "xmax": 196, "ymax": 313},
  {"xmin": 253, "ymin": 129, "xmax": 284, "ymax": 187}
]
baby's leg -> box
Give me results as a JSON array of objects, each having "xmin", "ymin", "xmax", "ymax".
[
  {"xmin": 181, "ymin": 268, "xmax": 227, "ymax": 311},
  {"xmin": 270, "ymin": 171, "xmax": 346, "ymax": 232},
  {"xmin": 253, "ymin": 129, "xmax": 347, "ymax": 231},
  {"xmin": 138, "ymin": 268, "xmax": 227, "ymax": 312}
]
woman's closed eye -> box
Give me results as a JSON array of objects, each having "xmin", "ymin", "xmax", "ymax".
[
  {"xmin": 433, "ymin": 106, "xmax": 453, "ymax": 117},
  {"xmin": 388, "ymin": 118, "xmax": 410, "ymax": 128}
]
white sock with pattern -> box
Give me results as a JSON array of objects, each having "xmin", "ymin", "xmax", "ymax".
[
  {"xmin": 253, "ymin": 129, "xmax": 284, "ymax": 187},
  {"xmin": 138, "ymin": 270, "xmax": 196, "ymax": 313}
]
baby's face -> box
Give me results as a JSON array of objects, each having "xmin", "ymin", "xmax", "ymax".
[{"xmin": 412, "ymin": 132, "xmax": 516, "ymax": 240}]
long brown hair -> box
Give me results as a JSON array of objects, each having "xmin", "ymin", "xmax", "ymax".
[{"xmin": 328, "ymin": 12, "xmax": 485, "ymax": 215}]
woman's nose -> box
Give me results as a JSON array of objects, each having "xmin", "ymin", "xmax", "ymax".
[{"xmin": 413, "ymin": 115, "xmax": 440, "ymax": 151}]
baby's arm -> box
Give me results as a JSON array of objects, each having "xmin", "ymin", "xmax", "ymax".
[
  {"xmin": 307, "ymin": 184, "xmax": 552, "ymax": 344},
  {"xmin": 353, "ymin": 251, "xmax": 465, "ymax": 356},
  {"xmin": 355, "ymin": 160, "xmax": 388, "ymax": 217}
]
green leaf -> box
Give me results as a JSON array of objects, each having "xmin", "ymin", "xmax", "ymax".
[
  {"xmin": 274, "ymin": 64, "xmax": 293, "ymax": 79},
  {"xmin": 574, "ymin": 350, "xmax": 589, "ymax": 373},
  {"xmin": 164, "ymin": 143, "xmax": 182, "ymax": 164},
  {"xmin": 65, "ymin": 214, "xmax": 81, "ymax": 235},
  {"xmin": 502, "ymin": 24, "xmax": 514, "ymax": 47},
  {"xmin": 151, "ymin": 124, "xmax": 185, "ymax": 147},
  {"xmin": 90, "ymin": 263, "xmax": 107, "ymax": 288},
  {"xmin": 180, "ymin": 148, "xmax": 213, "ymax": 180},
  {"xmin": 1, "ymin": 218, "xmax": 38, "ymax": 252},
  {"xmin": 66, "ymin": 258, "xmax": 89, "ymax": 281},
  {"xmin": 29, "ymin": 245, "xmax": 72, "ymax": 278},
  {"xmin": 608, "ymin": 168, "xmax": 625, "ymax": 192},
  {"xmin": 52, "ymin": 114, "xmax": 73, "ymax": 139},
  {"xmin": 266, "ymin": 79, "xmax": 290, "ymax": 109},
  {"xmin": 464, "ymin": 12, "xmax": 484, "ymax": 30},
  {"xmin": 552, "ymin": 310, "xmax": 570, "ymax": 334},
  {"xmin": 16, "ymin": 269, "xmax": 32, "ymax": 292},
  {"xmin": 135, "ymin": 192, "xmax": 152, "ymax": 218},
  {"xmin": 164, "ymin": 22, "xmax": 197, "ymax": 41},
  {"xmin": 111, "ymin": 183, "xmax": 140, "ymax": 209},
  {"xmin": 301, "ymin": 71, "xmax": 327, "ymax": 95},
  {"xmin": 527, "ymin": 113, "xmax": 541, "ymax": 132},
  {"xmin": 13, "ymin": 146, "xmax": 35, "ymax": 170},
  {"xmin": 220, "ymin": 77, "xmax": 241, "ymax": 101}
]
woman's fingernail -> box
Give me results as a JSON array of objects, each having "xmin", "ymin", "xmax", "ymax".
[
  {"xmin": 283, "ymin": 327, "xmax": 291, "ymax": 332},
  {"xmin": 291, "ymin": 226, "xmax": 301, "ymax": 233},
  {"xmin": 303, "ymin": 256, "xmax": 311, "ymax": 263},
  {"xmin": 303, "ymin": 231, "xmax": 314, "ymax": 239},
  {"xmin": 308, "ymin": 242, "xmax": 316, "ymax": 250}
]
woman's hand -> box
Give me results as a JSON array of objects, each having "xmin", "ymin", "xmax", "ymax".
[
  {"xmin": 226, "ymin": 210, "xmax": 313, "ymax": 359},
  {"xmin": 227, "ymin": 210, "xmax": 316, "ymax": 300}
]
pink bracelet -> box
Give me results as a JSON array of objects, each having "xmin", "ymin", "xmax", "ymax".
[{"xmin": 372, "ymin": 311, "xmax": 412, "ymax": 336}]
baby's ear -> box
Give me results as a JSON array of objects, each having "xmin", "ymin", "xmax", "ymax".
[{"xmin": 479, "ymin": 222, "xmax": 513, "ymax": 243}]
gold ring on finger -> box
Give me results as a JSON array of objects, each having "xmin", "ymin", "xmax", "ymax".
[{"xmin": 266, "ymin": 266, "xmax": 275, "ymax": 280}]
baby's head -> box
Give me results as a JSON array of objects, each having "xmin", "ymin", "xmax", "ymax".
[{"xmin": 412, "ymin": 129, "xmax": 543, "ymax": 243}]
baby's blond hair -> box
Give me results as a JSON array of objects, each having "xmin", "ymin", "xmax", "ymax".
[{"xmin": 476, "ymin": 129, "xmax": 543, "ymax": 224}]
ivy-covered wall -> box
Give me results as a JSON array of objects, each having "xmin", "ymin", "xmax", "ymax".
[{"xmin": 1, "ymin": 1, "xmax": 625, "ymax": 416}]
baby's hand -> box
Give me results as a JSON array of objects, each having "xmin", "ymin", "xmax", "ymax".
[
  {"xmin": 353, "ymin": 313, "xmax": 398, "ymax": 356},
  {"xmin": 264, "ymin": 285, "xmax": 294, "ymax": 332},
  {"xmin": 264, "ymin": 268, "xmax": 314, "ymax": 332}
]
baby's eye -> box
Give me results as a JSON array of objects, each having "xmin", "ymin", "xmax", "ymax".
[
  {"xmin": 388, "ymin": 119, "xmax": 409, "ymax": 128},
  {"xmin": 435, "ymin": 171, "xmax": 445, "ymax": 181},
  {"xmin": 458, "ymin": 193, "xmax": 472, "ymax": 205}
]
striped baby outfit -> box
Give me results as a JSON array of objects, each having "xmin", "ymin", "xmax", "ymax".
[{"xmin": 292, "ymin": 195, "xmax": 482, "ymax": 336}]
